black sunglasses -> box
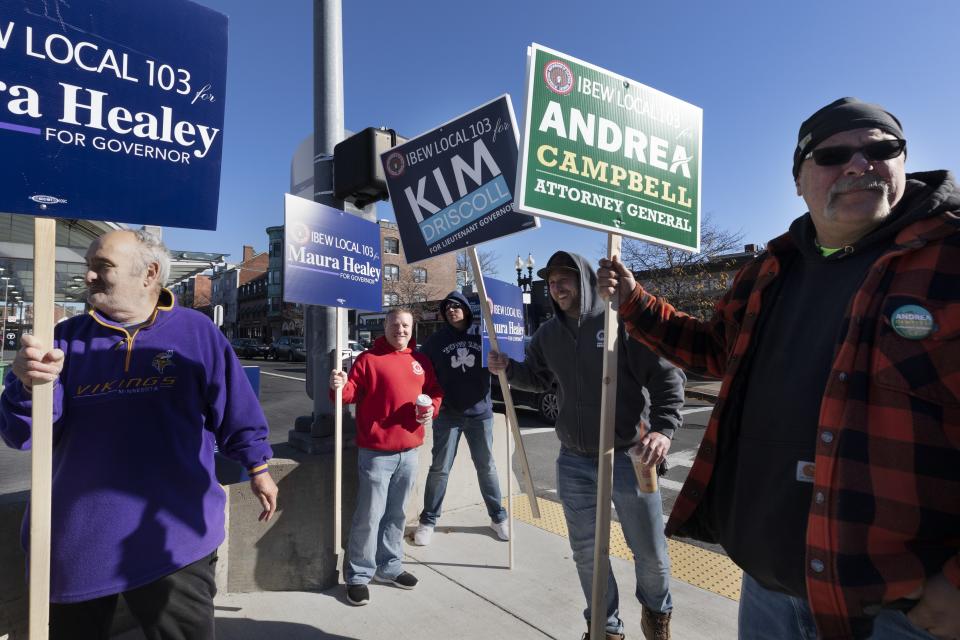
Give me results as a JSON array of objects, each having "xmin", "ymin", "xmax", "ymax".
[
  {"xmin": 805, "ymin": 139, "xmax": 906, "ymax": 167},
  {"xmin": 445, "ymin": 301, "xmax": 463, "ymax": 310}
]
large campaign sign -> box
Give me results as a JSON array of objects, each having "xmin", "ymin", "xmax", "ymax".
[
  {"xmin": 478, "ymin": 277, "xmax": 525, "ymax": 367},
  {"xmin": 517, "ymin": 44, "xmax": 702, "ymax": 251},
  {"xmin": 0, "ymin": 0, "xmax": 227, "ymax": 229},
  {"xmin": 283, "ymin": 195, "xmax": 382, "ymax": 312},
  {"xmin": 381, "ymin": 95, "xmax": 538, "ymax": 263}
]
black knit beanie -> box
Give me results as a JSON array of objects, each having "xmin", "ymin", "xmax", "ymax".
[{"xmin": 792, "ymin": 97, "xmax": 904, "ymax": 179}]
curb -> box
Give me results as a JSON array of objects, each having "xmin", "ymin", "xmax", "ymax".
[{"xmin": 685, "ymin": 388, "xmax": 719, "ymax": 402}]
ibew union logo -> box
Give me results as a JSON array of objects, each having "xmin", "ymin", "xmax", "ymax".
[
  {"xmin": 30, "ymin": 194, "xmax": 68, "ymax": 205},
  {"xmin": 544, "ymin": 60, "xmax": 574, "ymax": 95},
  {"xmin": 291, "ymin": 222, "xmax": 310, "ymax": 245},
  {"xmin": 385, "ymin": 151, "xmax": 405, "ymax": 177}
]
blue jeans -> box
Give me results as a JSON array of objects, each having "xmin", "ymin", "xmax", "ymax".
[
  {"xmin": 419, "ymin": 414, "xmax": 507, "ymax": 526},
  {"xmin": 739, "ymin": 572, "xmax": 936, "ymax": 639},
  {"xmin": 345, "ymin": 448, "xmax": 419, "ymax": 585},
  {"xmin": 557, "ymin": 447, "xmax": 672, "ymax": 635}
]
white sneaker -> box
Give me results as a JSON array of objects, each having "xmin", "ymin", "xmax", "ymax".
[
  {"xmin": 489, "ymin": 519, "xmax": 510, "ymax": 541},
  {"xmin": 413, "ymin": 523, "xmax": 434, "ymax": 546}
]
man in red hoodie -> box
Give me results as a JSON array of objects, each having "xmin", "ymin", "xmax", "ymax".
[{"xmin": 330, "ymin": 307, "xmax": 443, "ymax": 607}]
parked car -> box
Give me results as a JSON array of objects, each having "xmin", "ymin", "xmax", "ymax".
[
  {"xmin": 230, "ymin": 337, "xmax": 271, "ymax": 359},
  {"xmin": 347, "ymin": 340, "xmax": 365, "ymax": 359},
  {"xmin": 270, "ymin": 336, "xmax": 306, "ymax": 361},
  {"xmin": 491, "ymin": 373, "xmax": 559, "ymax": 425}
]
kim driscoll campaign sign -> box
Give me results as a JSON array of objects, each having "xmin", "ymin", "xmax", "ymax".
[
  {"xmin": 283, "ymin": 195, "xmax": 382, "ymax": 312},
  {"xmin": 516, "ymin": 44, "xmax": 702, "ymax": 251},
  {"xmin": 479, "ymin": 277, "xmax": 526, "ymax": 367},
  {"xmin": 0, "ymin": 0, "xmax": 227, "ymax": 229},
  {"xmin": 381, "ymin": 95, "xmax": 538, "ymax": 263}
]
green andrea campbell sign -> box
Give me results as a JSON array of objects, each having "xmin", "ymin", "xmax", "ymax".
[{"xmin": 516, "ymin": 44, "xmax": 702, "ymax": 250}]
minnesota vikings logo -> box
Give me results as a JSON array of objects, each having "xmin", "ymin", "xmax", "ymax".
[{"xmin": 152, "ymin": 350, "xmax": 175, "ymax": 374}]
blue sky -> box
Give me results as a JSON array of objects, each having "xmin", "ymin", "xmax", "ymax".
[{"xmin": 165, "ymin": 0, "xmax": 960, "ymax": 280}]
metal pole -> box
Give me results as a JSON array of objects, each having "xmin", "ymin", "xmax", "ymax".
[
  {"xmin": 1, "ymin": 281, "xmax": 9, "ymax": 362},
  {"xmin": 300, "ymin": 0, "xmax": 345, "ymax": 444}
]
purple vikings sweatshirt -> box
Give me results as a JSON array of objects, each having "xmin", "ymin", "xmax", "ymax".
[{"xmin": 0, "ymin": 290, "xmax": 272, "ymax": 603}]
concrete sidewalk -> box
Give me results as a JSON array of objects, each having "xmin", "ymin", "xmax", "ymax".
[
  {"xmin": 685, "ymin": 379, "xmax": 721, "ymax": 402},
  {"xmin": 117, "ymin": 501, "xmax": 738, "ymax": 640}
]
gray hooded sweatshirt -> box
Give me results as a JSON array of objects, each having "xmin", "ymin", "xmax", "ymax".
[{"xmin": 505, "ymin": 251, "xmax": 685, "ymax": 455}]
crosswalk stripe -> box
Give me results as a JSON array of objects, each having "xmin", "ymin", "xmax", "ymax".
[
  {"xmin": 520, "ymin": 427, "xmax": 556, "ymax": 436},
  {"xmin": 680, "ymin": 406, "xmax": 714, "ymax": 415},
  {"xmin": 260, "ymin": 370, "xmax": 307, "ymax": 382}
]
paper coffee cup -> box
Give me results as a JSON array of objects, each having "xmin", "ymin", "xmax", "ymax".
[
  {"xmin": 629, "ymin": 445, "xmax": 658, "ymax": 494},
  {"xmin": 415, "ymin": 394, "xmax": 432, "ymax": 422}
]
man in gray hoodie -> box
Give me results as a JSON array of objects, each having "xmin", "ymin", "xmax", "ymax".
[{"xmin": 489, "ymin": 251, "xmax": 684, "ymax": 640}]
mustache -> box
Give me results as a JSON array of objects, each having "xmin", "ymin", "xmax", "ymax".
[{"xmin": 828, "ymin": 174, "xmax": 890, "ymax": 200}]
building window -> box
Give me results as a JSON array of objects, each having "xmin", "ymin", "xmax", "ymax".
[
  {"xmin": 412, "ymin": 294, "xmax": 427, "ymax": 303},
  {"xmin": 412, "ymin": 267, "xmax": 427, "ymax": 283},
  {"xmin": 384, "ymin": 237, "xmax": 400, "ymax": 254},
  {"xmin": 270, "ymin": 240, "xmax": 282, "ymax": 258},
  {"xmin": 384, "ymin": 264, "xmax": 400, "ymax": 281},
  {"xmin": 383, "ymin": 293, "xmax": 399, "ymax": 306}
]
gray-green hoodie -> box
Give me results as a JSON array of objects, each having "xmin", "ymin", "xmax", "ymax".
[{"xmin": 505, "ymin": 251, "xmax": 685, "ymax": 455}]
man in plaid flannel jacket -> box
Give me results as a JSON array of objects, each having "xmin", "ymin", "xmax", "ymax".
[{"xmin": 598, "ymin": 98, "xmax": 960, "ymax": 640}]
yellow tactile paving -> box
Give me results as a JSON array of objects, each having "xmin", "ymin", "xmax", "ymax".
[{"xmin": 508, "ymin": 495, "xmax": 743, "ymax": 601}]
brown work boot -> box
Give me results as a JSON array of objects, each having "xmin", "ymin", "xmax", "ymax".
[{"xmin": 640, "ymin": 607, "xmax": 671, "ymax": 640}]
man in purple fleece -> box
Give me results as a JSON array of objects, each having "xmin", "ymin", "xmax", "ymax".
[{"xmin": 0, "ymin": 229, "xmax": 278, "ymax": 640}]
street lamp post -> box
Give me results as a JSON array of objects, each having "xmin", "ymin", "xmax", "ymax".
[{"xmin": 515, "ymin": 253, "xmax": 535, "ymax": 335}]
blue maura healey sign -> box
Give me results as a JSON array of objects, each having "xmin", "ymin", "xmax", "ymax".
[
  {"xmin": 283, "ymin": 195, "xmax": 383, "ymax": 312},
  {"xmin": 0, "ymin": 0, "xmax": 227, "ymax": 230},
  {"xmin": 477, "ymin": 277, "xmax": 526, "ymax": 367},
  {"xmin": 381, "ymin": 95, "xmax": 538, "ymax": 264}
]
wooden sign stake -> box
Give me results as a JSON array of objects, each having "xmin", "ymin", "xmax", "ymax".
[
  {"xmin": 334, "ymin": 306, "xmax": 345, "ymax": 553},
  {"xmin": 468, "ymin": 248, "xmax": 541, "ymax": 569},
  {"xmin": 589, "ymin": 233, "xmax": 621, "ymax": 640},
  {"xmin": 29, "ymin": 217, "xmax": 56, "ymax": 640}
]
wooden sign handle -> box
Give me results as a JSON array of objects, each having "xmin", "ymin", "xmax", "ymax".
[
  {"xmin": 589, "ymin": 233, "xmax": 621, "ymax": 640},
  {"xmin": 29, "ymin": 217, "xmax": 56, "ymax": 640},
  {"xmin": 334, "ymin": 306, "xmax": 344, "ymax": 553},
  {"xmin": 468, "ymin": 248, "xmax": 541, "ymax": 570}
]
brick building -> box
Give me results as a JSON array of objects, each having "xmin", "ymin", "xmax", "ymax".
[
  {"xmin": 237, "ymin": 272, "xmax": 269, "ymax": 340},
  {"xmin": 357, "ymin": 221, "xmax": 458, "ymax": 343},
  {"xmin": 209, "ymin": 245, "xmax": 269, "ymax": 338}
]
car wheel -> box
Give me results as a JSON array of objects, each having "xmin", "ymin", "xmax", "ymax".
[{"xmin": 537, "ymin": 390, "xmax": 559, "ymax": 425}]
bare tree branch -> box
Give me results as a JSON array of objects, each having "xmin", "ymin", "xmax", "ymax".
[
  {"xmin": 383, "ymin": 274, "xmax": 444, "ymax": 320},
  {"xmin": 621, "ymin": 212, "xmax": 749, "ymax": 319},
  {"xmin": 456, "ymin": 248, "xmax": 500, "ymax": 287}
]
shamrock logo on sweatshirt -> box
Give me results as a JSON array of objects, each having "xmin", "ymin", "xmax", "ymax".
[{"xmin": 451, "ymin": 347, "xmax": 475, "ymax": 372}]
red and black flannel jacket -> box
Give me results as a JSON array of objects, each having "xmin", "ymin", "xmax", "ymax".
[{"xmin": 619, "ymin": 207, "xmax": 960, "ymax": 639}]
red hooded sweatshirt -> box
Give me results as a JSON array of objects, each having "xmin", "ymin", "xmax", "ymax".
[{"xmin": 334, "ymin": 336, "xmax": 443, "ymax": 451}]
